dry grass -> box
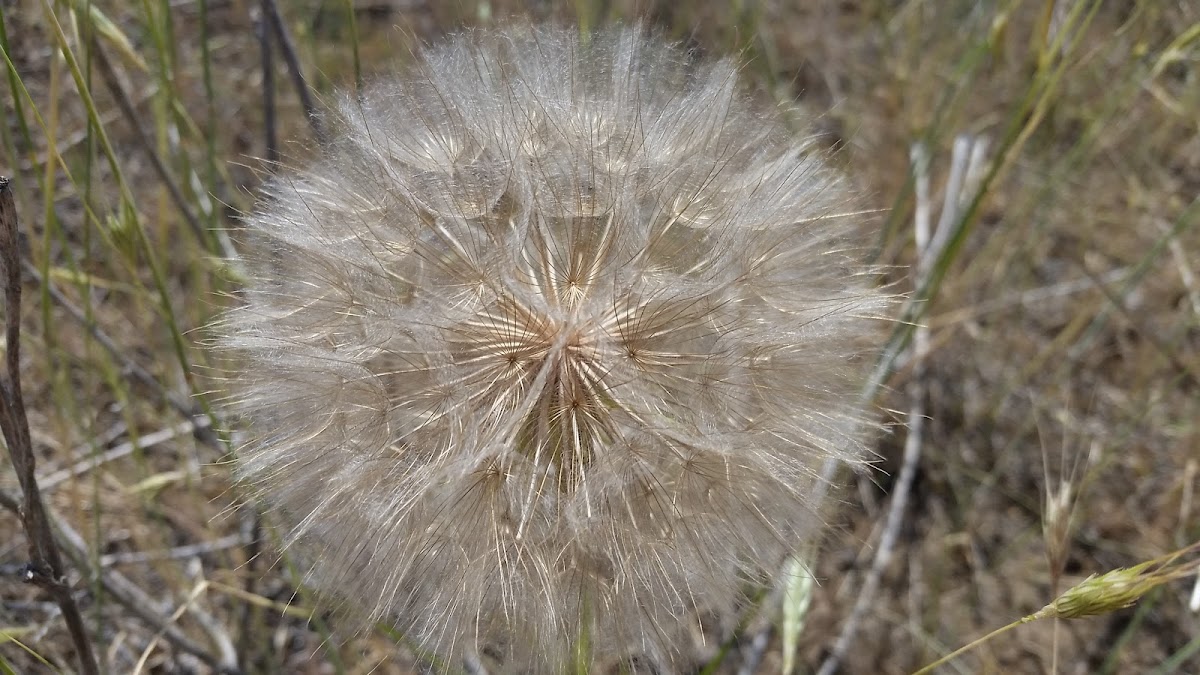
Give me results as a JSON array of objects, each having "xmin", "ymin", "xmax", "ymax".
[{"xmin": 0, "ymin": 0, "xmax": 1197, "ymax": 673}]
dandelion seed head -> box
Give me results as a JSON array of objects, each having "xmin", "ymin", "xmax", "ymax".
[{"xmin": 219, "ymin": 24, "xmax": 889, "ymax": 672}]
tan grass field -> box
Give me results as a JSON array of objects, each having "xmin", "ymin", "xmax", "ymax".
[{"xmin": 0, "ymin": 0, "xmax": 1197, "ymax": 673}]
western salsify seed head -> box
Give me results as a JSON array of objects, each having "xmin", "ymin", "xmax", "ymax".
[{"xmin": 217, "ymin": 24, "xmax": 890, "ymax": 672}]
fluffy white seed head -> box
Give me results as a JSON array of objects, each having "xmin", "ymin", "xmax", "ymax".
[{"xmin": 219, "ymin": 24, "xmax": 888, "ymax": 672}]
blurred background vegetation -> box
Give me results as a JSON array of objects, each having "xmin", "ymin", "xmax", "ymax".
[{"xmin": 0, "ymin": 0, "xmax": 1197, "ymax": 673}]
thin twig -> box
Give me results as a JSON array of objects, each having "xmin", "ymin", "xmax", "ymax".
[
  {"xmin": 262, "ymin": 0, "xmax": 325, "ymax": 143},
  {"xmin": 257, "ymin": 4, "xmax": 278, "ymax": 165},
  {"xmin": 88, "ymin": 37, "xmax": 212, "ymax": 250},
  {"xmin": 235, "ymin": 6, "xmax": 276, "ymax": 664},
  {"xmin": 0, "ymin": 177, "xmax": 100, "ymax": 674}
]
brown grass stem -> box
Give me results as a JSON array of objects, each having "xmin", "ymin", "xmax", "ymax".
[
  {"xmin": 262, "ymin": 0, "xmax": 326, "ymax": 144},
  {"xmin": 246, "ymin": 22, "xmax": 278, "ymax": 658},
  {"xmin": 256, "ymin": 2, "xmax": 278, "ymax": 165},
  {"xmin": 88, "ymin": 36, "xmax": 211, "ymax": 249}
]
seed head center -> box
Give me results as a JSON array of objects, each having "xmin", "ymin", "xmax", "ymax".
[{"xmin": 496, "ymin": 303, "xmax": 610, "ymax": 491}]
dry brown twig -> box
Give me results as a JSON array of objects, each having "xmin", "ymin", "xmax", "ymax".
[
  {"xmin": 261, "ymin": 0, "xmax": 325, "ymax": 143},
  {"xmin": 256, "ymin": 0, "xmax": 278, "ymax": 164},
  {"xmin": 89, "ymin": 38, "xmax": 207, "ymax": 243},
  {"xmin": 0, "ymin": 177, "xmax": 100, "ymax": 674},
  {"xmin": 86, "ymin": 34, "xmax": 243, "ymax": 265}
]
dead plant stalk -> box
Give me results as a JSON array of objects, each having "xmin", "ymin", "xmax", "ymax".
[{"xmin": 0, "ymin": 177, "xmax": 100, "ymax": 675}]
